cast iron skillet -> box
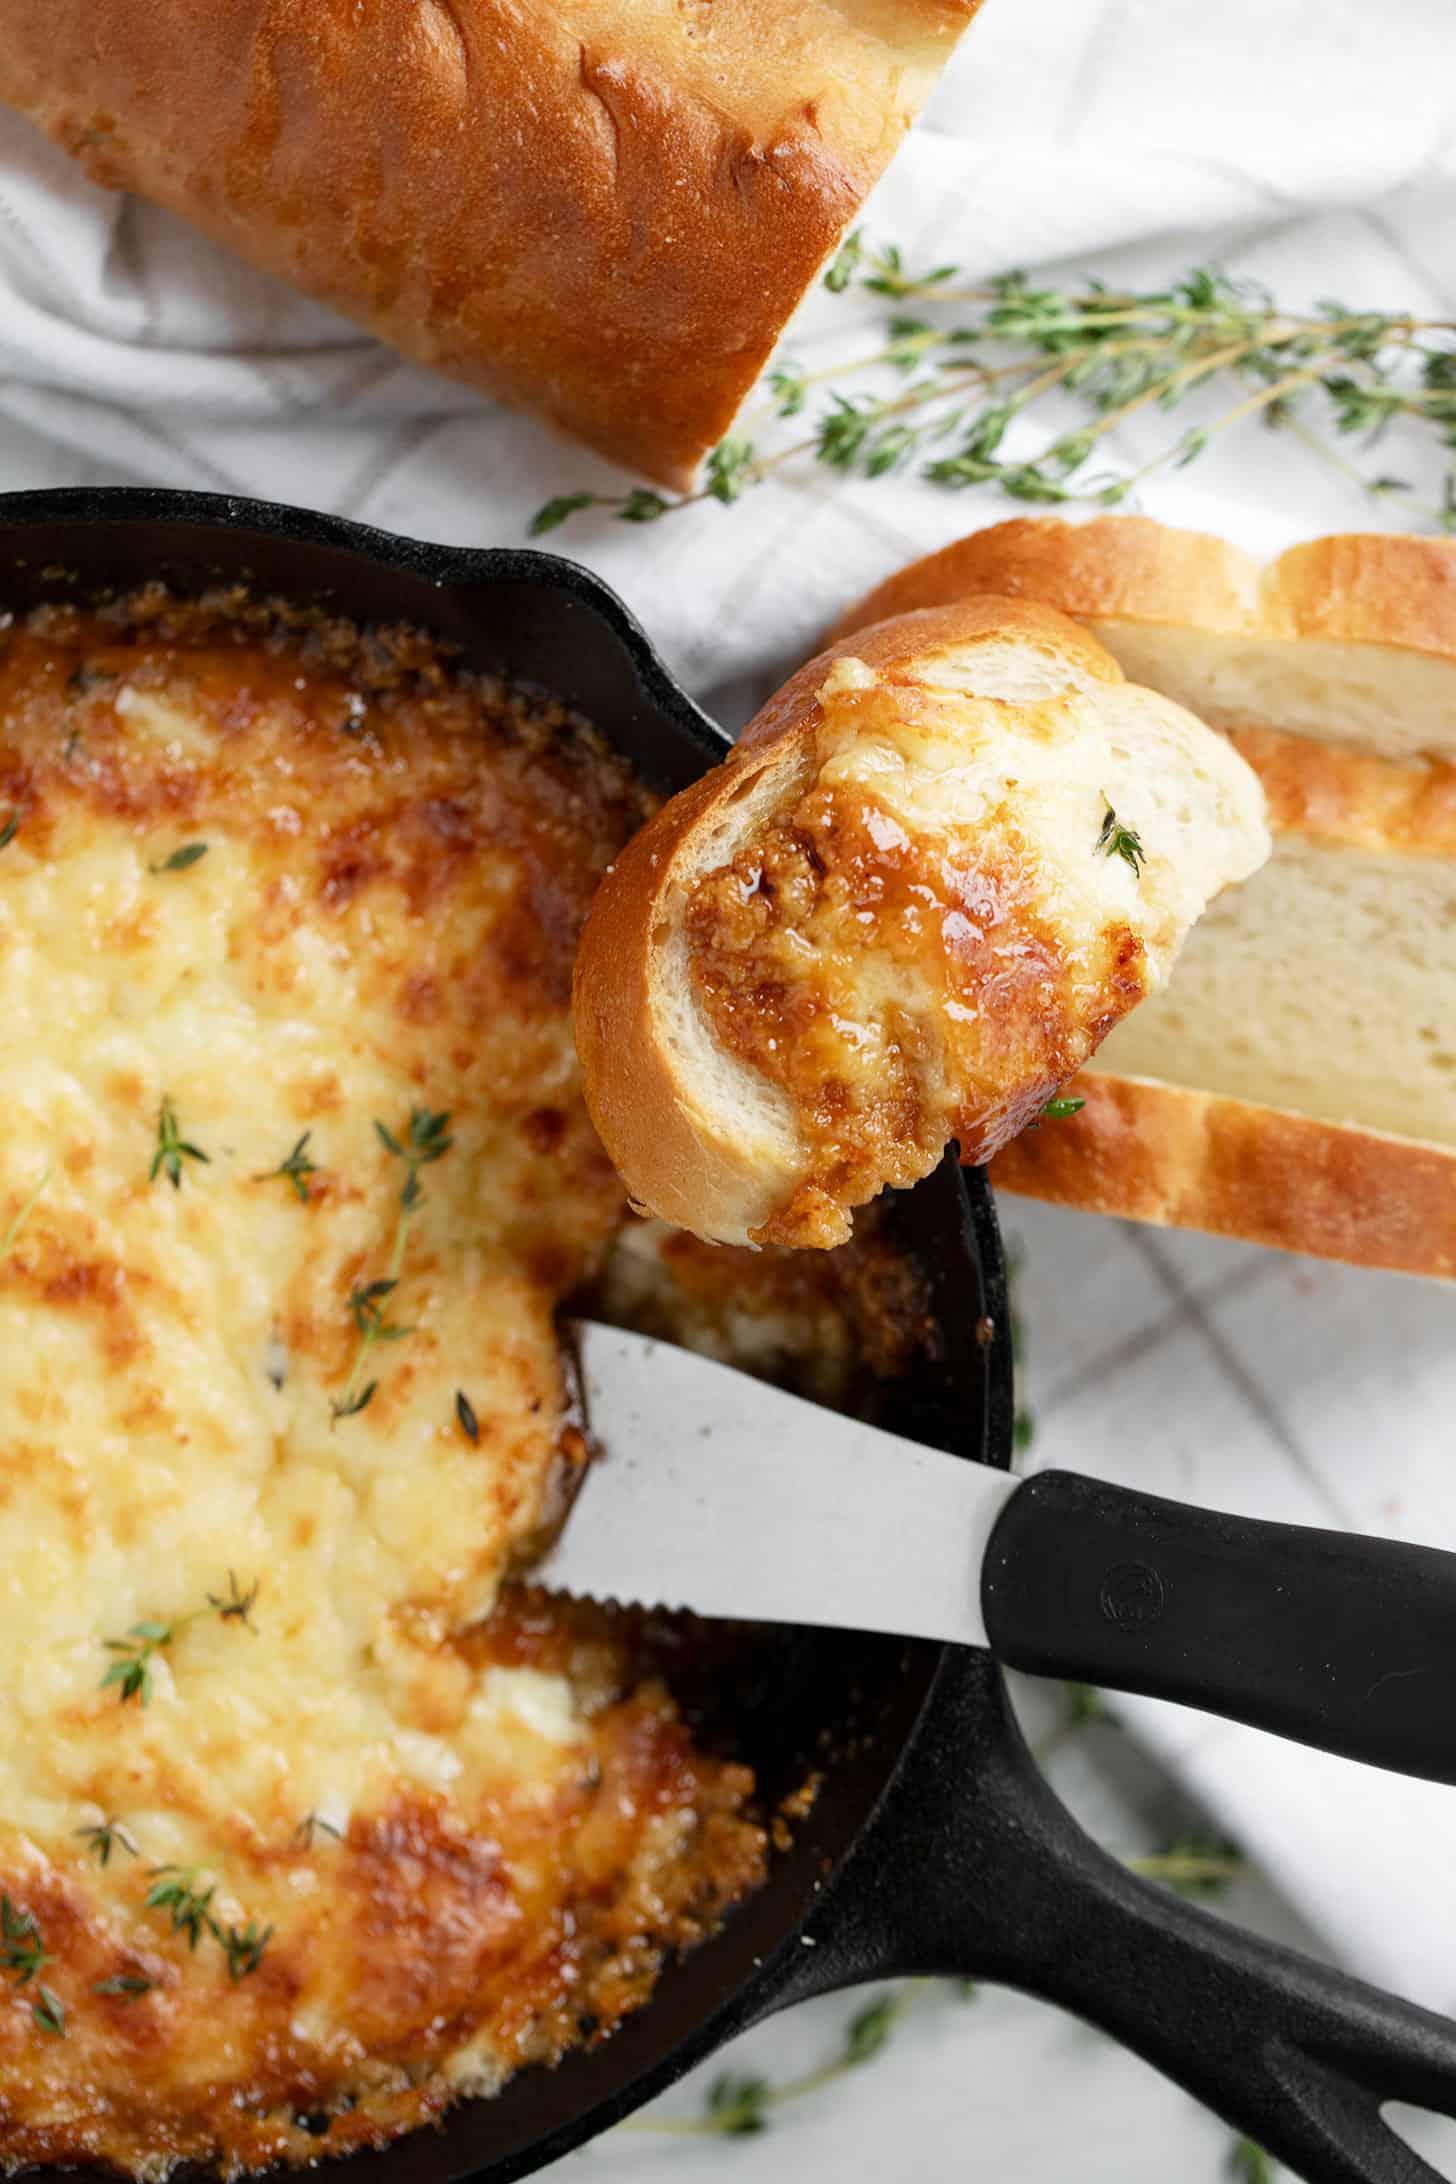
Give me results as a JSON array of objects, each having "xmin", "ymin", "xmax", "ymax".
[{"xmin": 5, "ymin": 487, "xmax": 1456, "ymax": 2184}]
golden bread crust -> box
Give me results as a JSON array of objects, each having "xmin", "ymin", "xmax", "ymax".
[
  {"xmin": 0, "ymin": 0, "xmax": 979, "ymax": 485},
  {"xmin": 832, "ymin": 516, "xmax": 1456, "ymax": 657},
  {"xmin": 990, "ymin": 1072, "xmax": 1456, "ymax": 1279}
]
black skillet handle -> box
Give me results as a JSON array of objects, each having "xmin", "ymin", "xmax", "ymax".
[
  {"xmin": 773, "ymin": 1657, "xmax": 1456, "ymax": 2184},
  {"xmin": 981, "ymin": 1470, "xmax": 1456, "ymax": 1784}
]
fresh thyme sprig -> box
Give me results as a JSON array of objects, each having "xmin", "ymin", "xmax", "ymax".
[
  {"xmin": 217, "ymin": 1919, "xmax": 273, "ymax": 1982},
  {"xmin": 76, "ymin": 1817, "xmax": 139, "ymax": 1867},
  {"xmin": 150, "ymin": 1098, "xmax": 210, "ymax": 1190},
  {"xmin": 332, "ymin": 1106, "xmax": 452, "ymax": 1422},
  {"xmin": 1096, "ymin": 803, "xmax": 1146, "ymax": 875},
  {"xmin": 144, "ymin": 1869, "xmax": 271, "ymax": 1979},
  {"xmin": 1127, "ymin": 1835, "xmax": 1247, "ymax": 1897},
  {"xmin": 100, "ymin": 1574, "xmax": 259, "ymax": 1705},
  {"xmin": 531, "ymin": 248, "xmax": 1456, "ymax": 535},
  {"xmin": 259, "ymin": 1131, "xmax": 318, "ymax": 1204},
  {"xmin": 1, "ymin": 1895, "xmax": 51, "ymax": 1986},
  {"xmin": 145, "ymin": 1868, "xmax": 217, "ymax": 1950},
  {"xmin": 100, "ymin": 1621, "xmax": 175, "ymax": 1706},
  {"xmin": 94, "ymin": 1972, "xmax": 154, "ymax": 2002},
  {"xmin": 625, "ymin": 1983, "xmax": 973, "ymax": 2138}
]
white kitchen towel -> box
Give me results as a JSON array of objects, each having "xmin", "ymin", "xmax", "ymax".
[{"xmin": 0, "ymin": 0, "xmax": 1453, "ymax": 2037}]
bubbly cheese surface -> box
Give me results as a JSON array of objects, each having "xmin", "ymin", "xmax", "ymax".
[{"xmin": 0, "ymin": 599, "xmax": 762, "ymax": 2176}]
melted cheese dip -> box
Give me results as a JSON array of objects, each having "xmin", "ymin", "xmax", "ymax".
[{"xmin": 0, "ymin": 594, "xmax": 763, "ymax": 2176}]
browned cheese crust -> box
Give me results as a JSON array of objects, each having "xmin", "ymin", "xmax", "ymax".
[
  {"xmin": 0, "ymin": 595, "xmax": 781, "ymax": 2175},
  {"xmin": 573, "ymin": 599, "xmax": 1144, "ymax": 1249},
  {"xmin": 683, "ymin": 761, "xmax": 1145, "ymax": 1246},
  {"xmin": 0, "ymin": 0, "xmax": 979, "ymax": 484}
]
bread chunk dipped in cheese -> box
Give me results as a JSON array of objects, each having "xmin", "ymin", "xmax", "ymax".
[{"xmin": 574, "ymin": 599, "xmax": 1269, "ymax": 1248}]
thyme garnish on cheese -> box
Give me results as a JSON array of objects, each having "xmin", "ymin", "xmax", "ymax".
[
  {"xmin": 0, "ymin": 811, "xmax": 19, "ymax": 852},
  {"xmin": 331, "ymin": 1106, "xmax": 453, "ymax": 1423},
  {"xmin": 2, "ymin": 1899, "xmax": 64, "ymax": 2037},
  {"xmin": 218, "ymin": 1920, "xmax": 273, "ymax": 1982},
  {"xmin": 260, "ymin": 1131, "xmax": 318, "ymax": 1204},
  {"xmin": 1, "ymin": 1895, "xmax": 51, "ymax": 1986},
  {"xmin": 533, "ymin": 245, "xmax": 1456, "ymax": 536},
  {"xmin": 150, "ymin": 1098, "xmax": 210, "ymax": 1189},
  {"xmin": 1095, "ymin": 803, "xmax": 1146, "ymax": 875},
  {"xmin": 101, "ymin": 1574, "xmax": 260, "ymax": 1705},
  {"xmin": 94, "ymin": 1973, "xmax": 154, "ymax": 2002},
  {"xmin": 145, "ymin": 1870, "xmax": 272, "ymax": 1979},
  {"xmin": 149, "ymin": 843, "xmax": 209, "ymax": 874},
  {"xmin": 455, "ymin": 1389, "xmax": 480, "ymax": 1443},
  {"xmin": 144, "ymin": 1868, "xmax": 217, "ymax": 1951},
  {"xmin": 293, "ymin": 1812, "xmax": 344, "ymax": 1849},
  {"xmin": 76, "ymin": 1817, "xmax": 139, "ymax": 1867}
]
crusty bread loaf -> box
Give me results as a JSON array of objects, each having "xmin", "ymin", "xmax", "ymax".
[
  {"xmin": 573, "ymin": 597, "xmax": 1268, "ymax": 1248},
  {"xmin": 834, "ymin": 516, "xmax": 1456, "ymax": 1276},
  {"xmin": 0, "ymin": 0, "xmax": 978, "ymax": 486}
]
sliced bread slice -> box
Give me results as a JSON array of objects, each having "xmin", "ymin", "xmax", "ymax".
[{"xmin": 833, "ymin": 517, "xmax": 1456, "ymax": 1275}]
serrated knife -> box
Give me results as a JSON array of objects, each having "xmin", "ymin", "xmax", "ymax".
[{"xmin": 545, "ymin": 1320, "xmax": 1456, "ymax": 1786}]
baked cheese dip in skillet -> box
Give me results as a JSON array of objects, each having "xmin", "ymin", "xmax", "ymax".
[{"xmin": 0, "ymin": 575, "xmax": 935, "ymax": 2174}]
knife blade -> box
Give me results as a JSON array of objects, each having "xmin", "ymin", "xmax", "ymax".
[{"xmin": 544, "ymin": 1319, "xmax": 1016, "ymax": 1644}]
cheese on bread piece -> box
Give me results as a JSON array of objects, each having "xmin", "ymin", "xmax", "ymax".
[
  {"xmin": 573, "ymin": 598, "xmax": 1269, "ymax": 1248},
  {"xmin": 836, "ymin": 517, "xmax": 1456, "ymax": 1277}
]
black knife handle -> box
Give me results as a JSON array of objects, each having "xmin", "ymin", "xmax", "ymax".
[{"xmin": 982, "ymin": 1469, "xmax": 1456, "ymax": 1782}]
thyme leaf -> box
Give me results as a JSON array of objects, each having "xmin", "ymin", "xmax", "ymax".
[
  {"xmin": 1036, "ymin": 1095, "xmax": 1086, "ymax": 1122},
  {"xmin": 150, "ymin": 843, "xmax": 209, "ymax": 874},
  {"xmin": 293, "ymin": 1812, "xmax": 344, "ymax": 1849},
  {"xmin": 1, "ymin": 1895, "xmax": 51, "ymax": 1986},
  {"xmin": 75, "ymin": 1817, "xmax": 138, "ymax": 1867},
  {"xmin": 1095, "ymin": 803, "xmax": 1146, "ymax": 875},
  {"xmin": 150, "ymin": 1098, "xmax": 210, "ymax": 1190},
  {"xmin": 101, "ymin": 1621, "xmax": 173, "ymax": 1707},
  {"xmin": 94, "ymin": 1973, "xmax": 153, "ymax": 2002},
  {"xmin": 455, "ymin": 1389, "xmax": 480, "ymax": 1444},
  {"xmin": 217, "ymin": 1919, "xmax": 273, "ymax": 1982},
  {"xmin": 207, "ymin": 1571, "xmax": 260, "ymax": 1625},
  {"xmin": 31, "ymin": 1985, "xmax": 65, "ymax": 2036},
  {"xmin": 334, "ymin": 1108, "xmax": 452, "ymax": 1420},
  {"xmin": 101, "ymin": 1577, "xmax": 261, "ymax": 1703},
  {"xmin": 0, "ymin": 811, "xmax": 19, "ymax": 851},
  {"xmin": 144, "ymin": 1868, "xmax": 217, "ymax": 1951},
  {"xmin": 260, "ymin": 1131, "xmax": 318, "ymax": 1204}
]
